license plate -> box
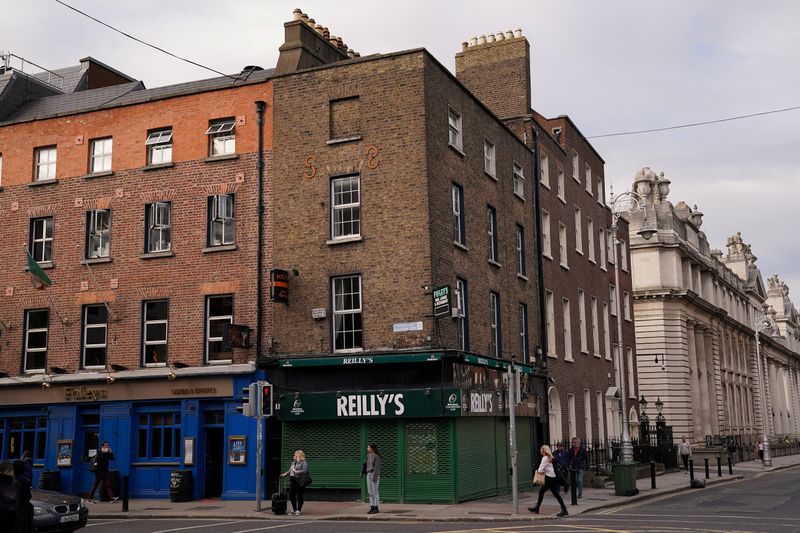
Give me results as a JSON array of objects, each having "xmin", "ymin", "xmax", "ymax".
[{"xmin": 60, "ymin": 514, "xmax": 80, "ymax": 523}]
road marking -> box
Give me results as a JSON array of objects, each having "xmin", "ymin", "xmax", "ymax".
[
  {"xmin": 150, "ymin": 520, "xmax": 252, "ymax": 533},
  {"xmin": 589, "ymin": 513, "xmax": 800, "ymax": 523},
  {"xmin": 86, "ymin": 519, "xmax": 141, "ymax": 527},
  {"xmin": 232, "ymin": 521, "xmax": 314, "ymax": 533}
]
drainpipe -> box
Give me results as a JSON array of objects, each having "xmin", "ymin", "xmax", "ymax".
[
  {"xmin": 255, "ymin": 101, "xmax": 266, "ymax": 364},
  {"xmin": 530, "ymin": 123, "xmax": 551, "ymax": 445}
]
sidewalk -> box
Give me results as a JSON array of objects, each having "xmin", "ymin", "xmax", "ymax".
[{"xmin": 91, "ymin": 454, "xmax": 800, "ymax": 522}]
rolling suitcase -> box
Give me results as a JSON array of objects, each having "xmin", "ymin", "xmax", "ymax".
[{"xmin": 272, "ymin": 477, "xmax": 288, "ymax": 515}]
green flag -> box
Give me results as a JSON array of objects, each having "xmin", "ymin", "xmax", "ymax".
[{"xmin": 27, "ymin": 253, "xmax": 52, "ymax": 290}]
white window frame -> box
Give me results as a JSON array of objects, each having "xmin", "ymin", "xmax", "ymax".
[
  {"xmin": 519, "ymin": 302, "xmax": 529, "ymax": 362},
  {"xmin": 591, "ymin": 296, "xmax": 599, "ymax": 357},
  {"xmin": 596, "ymin": 391, "xmax": 606, "ymax": 440},
  {"xmin": 585, "ymin": 163, "xmax": 592, "ymax": 194},
  {"xmin": 546, "ymin": 290, "xmax": 556, "ymax": 358},
  {"xmin": 448, "ymin": 108, "xmax": 462, "ymax": 151},
  {"xmin": 206, "ymin": 295, "xmax": 233, "ymax": 363},
  {"xmin": 90, "ymin": 137, "xmax": 113, "ymax": 173},
  {"xmin": 513, "ymin": 162, "xmax": 525, "ymax": 199},
  {"xmin": 143, "ymin": 299, "xmax": 169, "ymax": 367},
  {"xmin": 610, "ymin": 285, "xmax": 618, "ymax": 316},
  {"xmin": 452, "ymin": 183, "xmax": 466, "ymax": 246},
  {"xmin": 563, "ymin": 298, "xmax": 573, "ymax": 362},
  {"xmin": 572, "ymin": 150, "xmax": 580, "ymax": 182},
  {"xmin": 456, "ymin": 278, "xmax": 468, "ymax": 351},
  {"xmin": 574, "ymin": 207, "xmax": 583, "ymax": 254},
  {"xmin": 146, "ymin": 202, "xmax": 172, "ymax": 253},
  {"xmin": 597, "ymin": 176, "xmax": 605, "ymax": 205},
  {"xmin": 86, "ymin": 209, "xmax": 111, "ymax": 259},
  {"xmin": 484, "ymin": 140, "xmax": 496, "ymax": 177},
  {"xmin": 82, "ymin": 304, "xmax": 108, "ymax": 369},
  {"xmin": 209, "ymin": 194, "xmax": 236, "ymax": 246},
  {"xmin": 584, "ymin": 389, "xmax": 593, "ymax": 443},
  {"xmin": 539, "ymin": 152, "xmax": 549, "ymax": 188},
  {"xmin": 516, "ymin": 224, "xmax": 526, "ymax": 276},
  {"xmin": 542, "ymin": 210, "xmax": 552, "ymax": 258},
  {"xmin": 333, "ymin": 275, "xmax": 363, "ymax": 352},
  {"xmin": 599, "ymin": 228, "xmax": 607, "ymax": 269},
  {"xmin": 620, "ymin": 239, "xmax": 629, "ymax": 271},
  {"xmin": 35, "ymin": 146, "xmax": 57, "ymax": 180},
  {"xmin": 557, "ymin": 168, "xmax": 565, "ymax": 202},
  {"xmin": 587, "ymin": 218, "xmax": 595, "ymax": 262},
  {"xmin": 603, "ymin": 302, "xmax": 611, "ymax": 360},
  {"xmin": 0, "ymin": 153, "xmax": 3, "ymax": 187},
  {"xmin": 567, "ymin": 393, "xmax": 576, "ymax": 440},
  {"xmin": 627, "ymin": 347, "xmax": 636, "ymax": 397},
  {"xmin": 30, "ymin": 217, "xmax": 54, "ymax": 263},
  {"xmin": 24, "ymin": 309, "xmax": 49, "ymax": 373},
  {"xmin": 487, "ymin": 206, "xmax": 498, "ymax": 263},
  {"xmin": 607, "ymin": 229, "xmax": 614, "ymax": 265},
  {"xmin": 578, "ymin": 289, "xmax": 588, "ymax": 354},
  {"xmin": 490, "ymin": 291, "xmax": 501, "ymax": 358},
  {"xmin": 330, "ymin": 175, "xmax": 361, "ymax": 241},
  {"xmin": 146, "ymin": 129, "xmax": 173, "ymax": 165},
  {"xmin": 205, "ymin": 119, "xmax": 236, "ymax": 156},
  {"xmin": 623, "ymin": 291, "xmax": 631, "ymax": 321},
  {"xmin": 558, "ymin": 222, "xmax": 568, "ymax": 268}
]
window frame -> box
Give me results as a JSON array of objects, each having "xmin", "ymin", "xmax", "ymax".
[
  {"xmin": 483, "ymin": 140, "xmax": 496, "ymax": 177},
  {"xmin": 571, "ymin": 150, "xmax": 580, "ymax": 182},
  {"xmin": 539, "ymin": 152, "xmax": 549, "ymax": 187},
  {"xmin": 142, "ymin": 300, "xmax": 169, "ymax": 367},
  {"xmin": 206, "ymin": 294, "xmax": 234, "ymax": 363},
  {"xmin": 519, "ymin": 302, "xmax": 529, "ymax": 362},
  {"xmin": 34, "ymin": 146, "xmax": 57, "ymax": 181},
  {"xmin": 23, "ymin": 309, "xmax": 49, "ymax": 373},
  {"xmin": 145, "ymin": 202, "xmax": 172, "ymax": 253},
  {"xmin": 578, "ymin": 289, "xmax": 588, "ymax": 354},
  {"xmin": 487, "ymin": 205, "xmax": 498, "ymax": 263},
  {"xmin": 332, "ymin": 274, "xmax": 363, "ymax": 353},
  {"xmin": 448, "ymin": 108, "xmax": 463, "ymax": 151},
  {"xmin": 29, "ymin": 216, "xmax": 54, "ymax": 263},
  {"xmin": 562, "ymin": 298, "xmax": 573, "ymax": 361},
  {"xmin": 489, "ymin": 291, "xmax": 501, "ymax": 358},
  {"xmin": 208, "ymin": 194, "xmax": 236, "ymax": 247},
  {"xmin": 545, "ymin": 290, "xmax": 555, "ymax": 357},
  {"xmin": 205, "ymin": 118, "xmax": 236, "ymax": 156},
  {"xmin": 558, "ymin": 222, "xmax": 568, "ymax": 268},
  {"xmin": 81, "ymin": 304, "xmax": 108, "ymax": 369},
  {"xmin": 599, "ymin": 228, "xmax": 607, "ymax": 269},
  {"xmin": 85, "ymin": 209, "xmax": 111, "ymax": 259},
  {"xmin": 585, "ymin": 163, "xmax": 593, "ymax": 194},
  {"xmin": 591, "ymin": 296, "xmax": 599, "ymax": 357},
  {"xmin": 90, "ymin": 137, "xmax": 113, "ymax": 173},
  {"xmin": 330, "ymin": 175, "xmax": 361, "ymax": 241},
  {"xmin": 557, "ymin": 168, "xmax": 565, "ymax": 202},
  {"xmin": 516, "ymin": 224, "xmax": 526, "ymax": 276},
  {"xmin": 456, "ymin": 278, "xmax": 469, "ymax": 351},
  {"xmin": 135, "ymin": 411, "xmax": 182, "ymax": 461},
  {"xmin": 452, "ymin": 183, "xmax": 466, "ymax": 246},
  {"xmin": 513, "ymin": 162, "xmax": 525, "ymax": 199},
  {"xmin": 623, "ymin": 291, "xmax": 631, "ymax": 321},
  {"xmin": 542, "ymin": 210, "xmax": 552, "ymax": 258},
  {"xmin": 574, "ymin": 207, "xmax": 583, "ymax": 254},
  {"xmin": 145, "ymin": 129, "xmax": 173, "ymax": 165},
  {"xmin": 0, "ymin": 153, "xmax": 3, "ymax": 187},
  {"xmin": 587, "ymin": 217, "xmax": 595, "ymax": 262}
]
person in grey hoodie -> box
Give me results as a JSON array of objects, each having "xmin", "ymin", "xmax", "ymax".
[
  {"xmin": 366, "ymin": 443, "xmax": 382, "ymax": 514},
  {"xmin": 280, "ymin": 450, "xmax": 308, "ymax": 516}
]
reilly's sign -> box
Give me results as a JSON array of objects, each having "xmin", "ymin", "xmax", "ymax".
[{"xmin": 280, "ymin": 389, "xmax": 462, "ymax": 420}]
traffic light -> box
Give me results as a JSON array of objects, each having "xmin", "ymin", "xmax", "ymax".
[
  {"xmin": 236, "ymin": 383, "xmax": 258, "ymax": 417},
  {"xmin": 260, "ymin": 382, "xmax": 273, "ymax": 417}
]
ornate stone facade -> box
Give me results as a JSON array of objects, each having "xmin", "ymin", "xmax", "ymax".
[{"xmin": 625, "ymin": 167, "xmax": 800, "ymax": 444}]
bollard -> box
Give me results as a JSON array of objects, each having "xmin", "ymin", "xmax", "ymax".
[
  {"xmin": 650, "ymin": 460, "xmax": 656, "ymax": 489},
  {"xmin": 704, "ymin": 458, "xmax": 710, "ymax": 479},
  {"xmin": 570, "ymin": 468, "xmax": 577, "ymax": 505},
  {"xmin": 689, "ymin": 458, "xmax": 694, "ymax": 481},
  {"xmin": 717, "ymin": 456, "xmax": 722, "ymax": 477},
  {"xmin": 122, "ymin": 475, "xmax": 129, "ymax": 512},
  {"xmin": 728, "ymin": 455, "xmax": 733, "ymax": 475}
]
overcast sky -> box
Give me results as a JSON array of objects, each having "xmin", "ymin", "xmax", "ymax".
[{"xmin": 5, "ymin": 0, "xmax": 800, "ymax": 310}]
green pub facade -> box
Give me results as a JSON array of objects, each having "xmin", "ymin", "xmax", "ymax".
[{"xmin": 267, "ymin": 352, "xmax": 544, "ymax": 503}]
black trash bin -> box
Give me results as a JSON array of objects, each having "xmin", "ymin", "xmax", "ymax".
[
  {"xmin": 38, "ymin": 470, "xmax": 61, "ymax": 492},
  {"xmin": 100, "ymin": 470, "xmax": 121, "ymax": 501},
  {"xmin": 170, "ymin": 470, "xmax": 193, "ymax": 502}
]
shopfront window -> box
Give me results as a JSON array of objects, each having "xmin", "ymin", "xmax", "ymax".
[
  {"xmin": 136, "ymin": 413, "xmax": 181, "ymax": 459},
  {"xmin": 1, "ymin": 416, "xmax": 46, "ymax": 461}
]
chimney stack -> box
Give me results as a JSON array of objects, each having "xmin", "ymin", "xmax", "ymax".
[
  {"xmin": 276, "ymin": 8, "xmax": 360, "ymax": 74},
  {"xmin": 455, "ymin": 28, "xmax": 531, "ymax": 119}
]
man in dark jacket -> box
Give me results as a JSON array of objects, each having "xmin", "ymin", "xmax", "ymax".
[
  {"xmin": 19, "ymin": 452, "xmax": 32, "ymax": 487},
  {"xmin": 89, "ymin": 442, "xmax": 117, "ymax": 503},
  {"xmin": 568, "ymin": 437, "xmax": 590, "ymax": 498},
  {"xmin": 554, "ymin": 443, "xmax": 571, "ymax": 494}
]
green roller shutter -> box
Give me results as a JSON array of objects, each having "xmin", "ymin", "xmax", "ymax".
[
  {"xmin": 517, "ymin": 417, "xmax": 533, "ymax": 491},
  {"xmin": 403, "ymin": 420, "xmax": 454, "ymax": 503},
  {"xmin": 455, "ymin": 418, "xmax": 498, "ymax": 501},
  {"xmin": 282, "ymin": 420, "xmax": 362, "ymax": 489},
  {"xmin": 364, "ymin": 420, "xmax": 402, "ymax": 502},
  {"xmin": 495, "ymin": 418, "xmax": 510, "ymax": 493}
]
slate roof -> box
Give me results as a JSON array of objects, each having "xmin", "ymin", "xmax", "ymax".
[
  {"xmin": 0, "ymin": 67, "xmax": 275, "ymax": 126},
  {"xmin": 31, "ymin": 64, "xmax": 82, "ymax": 93}
]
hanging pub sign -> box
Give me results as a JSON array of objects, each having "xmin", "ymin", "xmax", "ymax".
[
  {"xmin": 270, "ymin": 269, "xmax": 290, "ymax": 304},
  {"xmin": 223, "ymin": 323, "xmax": 252, "ymax": 348},
  {"xmin": 432, "ymin": 285, "xmax": 452, "ymax": 318}
]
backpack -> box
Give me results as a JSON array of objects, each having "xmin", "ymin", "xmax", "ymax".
[{"xmin": 0, "ymin": 478, "xmax": 19, "ymax": 514}]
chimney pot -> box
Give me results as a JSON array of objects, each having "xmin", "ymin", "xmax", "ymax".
[
  {"xmin": 487, "ymin": 34, "xmax": 495, "ymax": 43},
  {"xmin": 314, "ymin": 23, "xmax": 324, "ymax": 35},
  {"xmin": 354, "ymin": 52, "xmax": 361, "ymax": 58},
  {"xmin": 336, "ymin": 36, "xmax": 344, "ymax": 48},
  {"xmin": 461, "ymin": 41, "xmax": 468, "ymax": 51},
  {"xmin": 469, "ymin": 36, "xmax": 478, "ymax": 46},
  {"xmin": 292, "ymin": 8, "xmax": 303, "ymax": 20},
  {"xmin": 323, "ymin": 27, "xmax": 330, "ymax": 39},
  {"xmin": 496, "ymin": 32, "xmax": 505, "ymax": 41},
  {"xmin": 478, "ymin": 35, "xmax": 486, "ymax": 45},
  {"xmin": 514, "ymin": 28, "xmax": 522, "ymax": 38},
  {"xmin": 301, "ymin": 13, "xmax": 309, "ymax": 23},
  {"xmin": 505, "ymin": 30, "xmax": 514, "ymax": 39},
  {"xmin": 347, "ymin": 49, "xmax": 356, "ymax": 58}
]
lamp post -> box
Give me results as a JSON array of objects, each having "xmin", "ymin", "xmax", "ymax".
[
  {"xmin": 754, "ymin": 314, "xmax": 776, "ymax": 467},
  {"xmin": 609, "ymin": 188, "xmax": 654, "ymax": 464}
]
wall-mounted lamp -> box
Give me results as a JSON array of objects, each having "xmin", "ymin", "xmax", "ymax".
[
  {"xmin": 41, "ymin": 376, "xmax": 51, "ymax": 389},
  {"xmin": 167, "ymin": 367, "xmax": 177, "ymax": 381},
  {"xmin": 654, "ymin": 354, "xmax": 666, "ymax": 371},
  {"xmin": 547, "ymin": 376, "xmax": 556, "ymax": 385},
  {"xmin": 106, "ymin": 374, "xmax": 116, "ymax": 384}
]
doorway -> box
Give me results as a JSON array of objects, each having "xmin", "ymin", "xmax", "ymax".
[{"xmin": 204, "ymin": 428, "xmax": 224, "ymax": 498}]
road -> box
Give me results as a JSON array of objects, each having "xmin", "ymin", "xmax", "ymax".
[{"xmin": 84, "ymin": 467, "xmax": 799, "ymax": 533}]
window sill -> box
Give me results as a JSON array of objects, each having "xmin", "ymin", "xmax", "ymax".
[
  {"xmin": 327, "ymin": 235, "xmax": 363, "ymax": 246},
  {"xmin": 204, "ymin": 154, "xmax": 239, "ymax": 163},
  {"xmin": 140, "ymin": 251, "xmax": 174, "ymax": 259},
  {"xmin": 564, "ymin": 357, "xmax": 574, "ymax": 363},
  {"xmin": 144, "ymin": 363, "xmax": 167, "ymax": 368},
  {"xmin": 203, "ymin": 244, "xmax": 238, "ymax": 253},
  {"xmin": 82, "ymin": 257, "xmax": 112, "ymax": 265},
  {"xmin": 488, "ymin": 259, "xmax": 502, "ymax": 268},
  {"xmin": 448, "ymin": 144, "xmax": 465, "ymax": 157},
  {"xmin": 208, "ymin": 359, "xmax": 233, "ymax": 365},
  {"xmin": 543, "ymin": 253, "xmax": 552, "ymax": 261},
  {"xmin": 333, "ymin": 348, "xmax": 364, "ymax": 354},
  {"xmin": 453, "ymin": 241, "xmax": 469, "ymax": 252},
  {"xmin": 588, "ymin": 258, "xmax": 596, "ymax": 265},
  {"xmin": 327, "ymin": 135, "xmax": 362, "ymax": 146},
  {"xmin": 143, "ymin": 162, "xmax": 174, "ymax": 171},
  {"xmin": 517, "ymin": 273, "xmax": 529, "ymax": 282},
  {"xmin": 513, "ymin": 192, "xmax": 525, "ymax": 202},
  {"xmin": 580, "ymin": 349, "xmax": 589, "ymax": 355},
  {"xmin": 560, "ymin": 263, "xmax": 569, "ymax": 271},
  {"xmin": 82, "ymin": 171, "xmax": 114, "ymax": 180},
  {"xmin": 575, "ymin": 249, "xmax": 584, "ymax": 256},
  {"xmin": 25, "ymin": 261, "xmax": 55, "ymax": 271},
  {"xmin": 558, "ymin": 195, "xmax": 566, "ymax": 204},
  {"xmin": 547, "ymin": 352, "xmax": 558, "ymax": 359},
  {"xmin": 540, "ymin": 181, "xmax": 551, "ymax": 190},
  {"xmin": 593, "ymin": 352, "xmax": 602, "ymax": 358},
  {"xmin": 485, "ymin": 171, "xmax": 498, "ymax": 182},
  {"xmin": 28, "ymin": 178, "xmax": 59, "ymax": 188}
]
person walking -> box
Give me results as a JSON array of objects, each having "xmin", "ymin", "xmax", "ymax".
[
  {"xmin": 756, "ymin": 440, "xmax": 764, "ymax": 462},
  {"xmin": 678, "ymin": 436, "xmax": 692, "ymax": 472},
  {"xmin": 89, "ymin": 442, "xmax": 117, "ymax": 503},
  {"xmin": 554, "ymin": 443, "xmax": 571, "ymax": 495},
  {"xmin": 568, "ymin": 437, "xmax": 589, "ymax": 498},
  {"xmin": 280, "ymin": 450, "xmax": 309, "ymax": 516},
  {"xmin": 19, "ymin": 452, "xmax": 32, "ymax": 487},
  {"xmin": 12, "ymin": 460, "xmax": 32, "ymax": 533},
  {"xmin": 528, "ymin": 445, "xmax": 568, "ymax": 517},
  {"xmin": 365, "ymin": 443, "xmax": 382, "ymax": 514},
  {"xmin": 0, "ymin": 461, "xmax": 19, "ymax": 530}
]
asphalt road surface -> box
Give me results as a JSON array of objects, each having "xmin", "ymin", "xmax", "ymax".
[{"xmin": 84, "ymin": 466, "xmax": 799, "ymax": 533}]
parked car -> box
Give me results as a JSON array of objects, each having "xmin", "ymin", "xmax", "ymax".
[{"xmin": 31, "ymin": 489, "xmax": 89, "ymax": 532}]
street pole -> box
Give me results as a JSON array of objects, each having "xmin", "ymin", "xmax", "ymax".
[
  {"xmin": 612, "ymin": 217, "xmax": 633, "ymax": 463},
  {"xmin": 754, "ymin": 323, "xmax": 773, "ymax": 466},
  {"xmin": 256, "ymin": 382, "xmax": 264, "ymax": 511},
  {"xmin": 508, "ymin": 363, "xmax": 519, "ymax": 515}
]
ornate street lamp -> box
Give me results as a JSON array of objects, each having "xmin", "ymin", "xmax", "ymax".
[{"xmin": 754, "ymin": 314, "xmax": 777, "ymax": 467}]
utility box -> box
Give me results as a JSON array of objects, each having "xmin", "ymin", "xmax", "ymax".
[{"xmin": 612, "ymin": 462, "xmax": 640, "ymax": 496}]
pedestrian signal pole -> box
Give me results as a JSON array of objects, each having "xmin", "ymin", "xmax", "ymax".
[{"xmin": 507, "ymin": 361, "xmax": 520, "ymax": 515}]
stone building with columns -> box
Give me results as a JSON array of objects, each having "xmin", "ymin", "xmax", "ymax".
[{"xmin": 625, "ymin": 167, "xmax": 800, "ymax": 445}]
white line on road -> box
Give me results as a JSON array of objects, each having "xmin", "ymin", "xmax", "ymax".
[
  {"xmin": 232, "ymin": 521, "xmax": 313, "ymax": 533},
  {"xmin": 150, "ymin": 520, "xmax": 253, "ymax": 533},
  {"xmin": 85, "ymin": 519, "xmax": 141, "ymax": 527}
]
